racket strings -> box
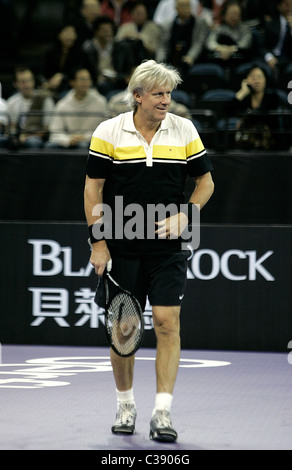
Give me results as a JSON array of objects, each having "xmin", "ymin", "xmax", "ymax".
[{"xmin": 106, "ymin": 293, "xmax": 143, "ymax": 356}]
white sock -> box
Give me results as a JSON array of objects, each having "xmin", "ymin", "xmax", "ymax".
[
  {"xmin": 152, "ymin": 392, "xmax": 173, "ymax": 415},
  {"xmin": 116, "ymin": 388, "xmax": 135, "ymax": 406}
]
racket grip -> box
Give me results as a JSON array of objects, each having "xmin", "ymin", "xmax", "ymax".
[{"xmin": 107, "ymin": 259, "xmax": 112, "ymax": 272}]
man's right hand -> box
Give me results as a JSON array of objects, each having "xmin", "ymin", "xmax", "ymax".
[{"xmin": 90, "ymin": 240, "xmax": 111, "ymax": 276}]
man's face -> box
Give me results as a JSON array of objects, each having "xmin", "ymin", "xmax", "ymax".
[
  {"xmin": 15, "ymin": 70, "xmax": 35, "ymax": 98},
  {"xmin": 135, "ymin": 85, "xmax": 172, "ymax": 123},
  {"xmin": 95, "ymin": 23, "xmax": 114, "ymax": 43},
  {"xmin": 176, "ymin": 0, "xmax": 192, "ymax": 21},
  {"xmin": 72, "ymin": 69, "xmax": 92, "ymax": 96}
]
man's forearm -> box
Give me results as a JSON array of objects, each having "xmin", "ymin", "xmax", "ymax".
[
  {"xmin": 189, "ymin": 172, "xmax": 214, "ymax": 210},
  {"xmin": 84, "ymin": 175, "xmax": 105, "ymax": 226},
  {"xmin": 84, "ymin": 175, "xmax": 110, "ymax": 275}
]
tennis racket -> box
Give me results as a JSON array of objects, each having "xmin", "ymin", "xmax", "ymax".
[{"xmin": 95, "ymin": 270, "xmax": 144, "ymax": 357}]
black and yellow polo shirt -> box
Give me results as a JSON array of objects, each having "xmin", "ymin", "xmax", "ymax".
[{"xmin": 86, "ymin": 111, "xmax": 213, "ymax": 257}]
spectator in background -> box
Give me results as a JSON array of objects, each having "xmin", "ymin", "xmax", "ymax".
[
  {"xmin": 74, "ymin": 0, "xmax": 101, "ymax": 45},
  {"xmin": 99, "ymin": 0, "xmax": 136, "ymax": 26},
  {"xmin": 45, "ymin": 68, "xmax": 107, "ymax": 150},
  {"xmin": 115, "ymin": 2, "xmax": 161, "ymax": 57},
  {"xmin": 262, "ymin": 0, "xmax": 292, "ymax": 86},
  {"xmin": 6, "ymin": 66, "xmax": 55, "ymax": 149},
  {"xmin": 225, "ymin": 64, "xmax": 284, "ymax": 150},
  {"xmin": 42, "ymin": 24, "xmax": 84, "ymax": 99},
  {"xmin": 205, "ymin": 0, "xmax": 253, "ymax": 68},
  {"xmin": 156, "ymin": 0, "xmax": 209, "ymax": 81},
  {"xmin": 82, "ymin": 16, "xmax": 129, "ymax": 97},
  {"xmin": 227, "ymin": 65, "xmax": 281, "ymax": 116},
  {"xmin": 153, "ymin": 0, "xmax": 199, "ymax": 25}
]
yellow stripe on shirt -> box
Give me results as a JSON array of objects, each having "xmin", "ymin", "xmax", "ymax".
[
  {"xmin": 153, "ymin": 145, "xmax": 186, "ymax": 161},
  {"xmin": 186, "ymin": 138, "xmax": 205, "ymax": 158},
  {"xmin": 90, "ymin": 136, "xmax": 114, "ymax": 157},
  {"xmin": 114, "ymin": 145, "xmax": 146, "ymax": 161}
]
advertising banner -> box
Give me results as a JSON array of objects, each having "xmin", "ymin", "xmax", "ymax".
[{"xmin": 0, "ymin": 222, "xmax": 291, "ymax": 351}]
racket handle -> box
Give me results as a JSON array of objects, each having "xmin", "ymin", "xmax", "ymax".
[{"xmin": 107, "ymin": 259, "xmax": 112, "ymax": 272}]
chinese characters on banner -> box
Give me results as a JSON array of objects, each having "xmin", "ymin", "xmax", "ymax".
[
  {"xmin": 29, "ymin": 285, "xmax": 154, "ymax": 330},
  {"xmin": 28, "ymin": 238, "xmax": 154, "ymax": 331}
]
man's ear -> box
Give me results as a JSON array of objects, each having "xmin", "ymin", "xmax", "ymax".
[{"xmin": 134, "ymin": 92, "xmax": 142, "ymax": 104}]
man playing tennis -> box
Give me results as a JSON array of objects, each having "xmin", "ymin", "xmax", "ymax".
[{"xmin": 84, "ymin": 60, "xmax": 214, "ymax": 442}]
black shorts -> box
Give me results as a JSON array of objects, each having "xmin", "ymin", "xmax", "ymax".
[{"xmin": 108, "ymin": 251, "xmax": 189, "ymax": 311}]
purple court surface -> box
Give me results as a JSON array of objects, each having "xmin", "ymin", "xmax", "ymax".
[{"xmin": 0, "ymin": 344, "xmax": 292, "ymax": 451}]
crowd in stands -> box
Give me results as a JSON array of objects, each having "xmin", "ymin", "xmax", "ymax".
[{"xmin": 0, "ymin": 0, "xmax": 291, "ymax": 151}]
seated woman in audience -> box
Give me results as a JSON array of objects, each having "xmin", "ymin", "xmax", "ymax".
[
  {"xmin": 205, "ymin": 0, "xmax": 253, "ymax": 68},
  {"xmin": 42, "ymin": 24, "xmax": 84, "ymax": 99},
  {"xmin": 225, "ymin": 64, "xmax": 285, "ymax": 149}
]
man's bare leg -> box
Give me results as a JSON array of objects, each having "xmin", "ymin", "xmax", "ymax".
[
  {"xmin": 110, "ymin": 348, "xmax": 135, "ymax": 391},
  {"xmin": 152, "ymin": 305, "xmax": 181, "ymax": 394},
  {"xmin": 150, "ymin": 305, "xmax": 181, "ymax": 442}
]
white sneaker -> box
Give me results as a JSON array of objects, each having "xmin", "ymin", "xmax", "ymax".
[
  {"xmin": 111, "ymin": 402, "xmax": 137, "ymax": 435},
  {"xmin": 150, "ymin": 409, "xmax": 177, "ymax": 442}
]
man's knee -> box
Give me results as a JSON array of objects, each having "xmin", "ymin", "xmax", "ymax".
[{"xmin": 152, "ymin": 306, "xmax": 180, "ymax": 336}]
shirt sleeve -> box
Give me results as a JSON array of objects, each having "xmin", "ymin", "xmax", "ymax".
[
  {"xmin": 185, "ymin": 120, "xmax": 213, "ymax": 177},
  {"xmin": 187, "ymin": 152, "xmax": 213, "ymax": 176},
  {"xmin": 86, "ymin": 123, "xmax": 114, "ymax": 178}
]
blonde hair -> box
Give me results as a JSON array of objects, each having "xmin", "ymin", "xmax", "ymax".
[{"xmin": 124, "ymin": 60, "xmax": 182, "ymax": 111}]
